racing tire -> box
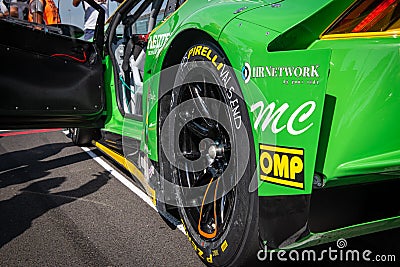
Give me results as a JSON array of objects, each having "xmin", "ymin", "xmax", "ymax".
[
  {"xmin": 70, "ymin": 128, "xmax": 99, "ymax": 146},
  {"xmin": 166, "ymin": 41, "xmax": 259, "ymax": 266}
]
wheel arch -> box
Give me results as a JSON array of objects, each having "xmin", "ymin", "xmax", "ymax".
[{"xmin": 161, "ymin": 29, "xmax": 219, "ymax": 70}]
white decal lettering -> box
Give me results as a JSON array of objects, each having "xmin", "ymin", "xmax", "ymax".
[
  {"xmin": 311, "ymin": 65, "xmax": 319, "ymax": 77},
  {"xmin": 251, "ymin": 100, "xmax": 316, "ymax": 135},
  {"xmin": 287, "ymin": 101, "xmax": 315, "ymax": 135}
]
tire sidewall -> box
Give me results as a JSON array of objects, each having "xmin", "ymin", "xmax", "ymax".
[{"xmin": 172, "ymin": 41, "xmax": 258, "ymax": 266}]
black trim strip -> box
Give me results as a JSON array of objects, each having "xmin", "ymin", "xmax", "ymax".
[{"xmin": 259, "ymin": 195, "xmax": 311, "ymax": 248}]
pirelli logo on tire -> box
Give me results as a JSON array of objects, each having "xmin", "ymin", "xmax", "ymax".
[{"xmin": 259, "ymin": 144, "xmax": 305, "ymax": 189}]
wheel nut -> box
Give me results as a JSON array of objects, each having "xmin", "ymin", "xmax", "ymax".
[{"xmin": 208, "ymin": 145, "xmax": 224, "ymax": 159}]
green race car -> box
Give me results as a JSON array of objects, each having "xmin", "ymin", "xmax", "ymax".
[{"xmin": 1, "ymin": 0, "xmax": 400, "ymax": 265}]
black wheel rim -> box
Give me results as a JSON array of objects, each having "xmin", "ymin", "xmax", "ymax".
[{"xmin": 175, "ymin": 70, "xmax": 236, "ymax": 241}]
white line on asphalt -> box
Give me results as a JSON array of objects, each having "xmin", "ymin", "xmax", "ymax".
[
  {"xmin": 80, "ymin": 146, "xmax": 186, "ymax": 234},
  {"xmin": 81, "ymin": 147, "xmax": 157, "ymax": 211},
  {"xmin": 0, "ymin": 165, "xmax": 28, "ymax": 175}
]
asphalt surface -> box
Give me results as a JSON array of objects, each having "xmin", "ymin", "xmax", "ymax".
[
  {"xmin": 0, "ymin": 130, "xmax": 202, "ymax": 267},
  {"xmin": 0, "ymin": 130, "xmax": 399, "ymax": 267}
]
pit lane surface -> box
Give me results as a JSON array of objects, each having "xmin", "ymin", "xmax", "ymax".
[
  {"xmin": 0, "ymin": 130, "xmax": 203, "ymax": 266},
  {"xmin": 0, "ymin": 130, "xmax": 399, "ymax": 267}
]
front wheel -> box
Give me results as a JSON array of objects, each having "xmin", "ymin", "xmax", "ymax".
[{"xmin": 165, "ymin": 41, "xmax": 259, "ymax": 266}]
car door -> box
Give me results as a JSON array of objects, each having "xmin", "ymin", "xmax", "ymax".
[{"xmin": 0, "ymin": 0, "xmax": 106, "ymax": 129}]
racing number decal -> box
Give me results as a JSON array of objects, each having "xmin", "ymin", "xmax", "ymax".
[{"xmin": 259, "ymin": 144, "xmax": 305, "ymax": 189}]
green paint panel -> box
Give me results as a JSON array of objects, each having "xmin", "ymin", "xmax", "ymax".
[
  {"xmin": 283, "ymin": 215, "xmax": 400, "ymax": 250},
  {"xmin": 219, "ymin": 20, "xmax": 331, "ymax": 196},
  {"xmin": 310, "ymin": 37, "xmax": 400, "ymax": 185},
  {"xmin": 236, "ymin": 0, "xmax": 332, "ymax": 33}
]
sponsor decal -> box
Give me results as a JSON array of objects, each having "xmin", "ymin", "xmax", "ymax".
[
  {"xmin": 241, "ymin": 62, "xmax": 251, "ymax": 84},
  {"xmin": 242, "ymin": 62, "xmax": 321, "ymax": 85},
  {"xmin": 181, "ymin": 219, "xmax": 219, "ymax": 263},
  {"xmin": 259, "ymin": 144, "xmax": 305, "ymax": 189},
  {"xmin": 221, "ymin": 240, "xmax": 228, "ymax": 252},
  {"xmin": 147, "ymin": 33, "xmax": 171, "ymax": 56},
  {"xmin": 187, "ymin": 45, "xmax": 224, "ymax": 70},
  {"xmin": 181, "ymin": 45, "xmax": 243, "ymax": 130},
  {"xmin": 250, "ymin": 100, "xmax": 316, "ymax": 135},
  {"xmin": 181, "ymin": 220, "xmax": 206, "ymax": 260}
]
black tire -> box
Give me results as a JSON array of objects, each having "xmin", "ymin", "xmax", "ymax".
[
  {"xmin": 167, "ymin": 41, "xmax": 259, "ymax": 266},
  {"xmin": 70, "ymin": 128, "xmax": 99, "ymax": 146}
]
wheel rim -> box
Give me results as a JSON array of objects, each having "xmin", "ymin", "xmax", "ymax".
[{"xmin": 175, "ymin": 71, "xmax": 236, "ymax": 241}]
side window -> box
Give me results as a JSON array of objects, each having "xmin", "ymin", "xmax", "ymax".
[
  {"xmin": 164, "ymin": 0, "xmax": 186, "ymax": 18},
  {"xmin": 324, "ymin": 0, "xmax": 400, "ymax": 35},
  {"xmin": 164, "ymin": 0, "xmax": 178, "ymax": 17},
  {"xmin": 131, "ymin": 6, "xmax": 165, "ymax": 34}
]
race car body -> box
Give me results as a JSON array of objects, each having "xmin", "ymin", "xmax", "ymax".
[{"xmin": 1, "ymin": 0, "xmax": 400, "ymax": 265}]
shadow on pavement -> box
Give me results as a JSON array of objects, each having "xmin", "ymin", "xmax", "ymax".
[
  {"xmin": 0, "ymin": 141, "xmax": 111, "ymax": 248},
  {"xmin": 0, "ymin": 172, "xmax": 111, "ymax": 248},
  {"xmin": 0, "ymin": 143, "xmax": 89, "ymax": 189}
]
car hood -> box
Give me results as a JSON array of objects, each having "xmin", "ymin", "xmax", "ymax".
[{"xmin": 235, "ymin": 0, "xmax": 333, "ymax": 33}]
